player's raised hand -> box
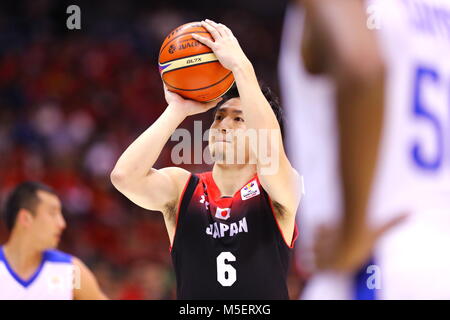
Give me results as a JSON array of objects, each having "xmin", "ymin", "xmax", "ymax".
[
  {"xmin": 192, "ymin": 19, "xmax": 250, "ymax": 72},
  {"xmin": 313, "ymin": 213, "xmax": 409, "ymax": 272},
  {"xmin": 163, "ymin": 83, "xmax": 222, "ymax": 116}
]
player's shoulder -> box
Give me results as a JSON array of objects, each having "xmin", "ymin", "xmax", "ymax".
[
  {"xmin": 43, "ymin": 249, "xmax": 73, "ymax": 264},
  {"xmin": 159, "ymin": 167, "xmax": 191, "ymax": 180},
  {"xmin": 159, "ymin": 167, "xmax": 194, "ymax": 189},
  {"xmin": 0, "ymin": 246, "xmax": 5, "ymax": 262}
]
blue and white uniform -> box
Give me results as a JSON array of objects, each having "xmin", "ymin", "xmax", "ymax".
[
  {"xmin": 279, "ymin": 3, "xmax": 350, "ymax": 300},
  {"xmin": 280, "ymin": 0, "xmax": 450, "ymax": 299},
  {"xmin": 0, "ymin": 246, "xmax": 74, "ymax": 300},
  {"xmin": 368, "ymin": 0, "xmax": 450, "ymax": 299}
]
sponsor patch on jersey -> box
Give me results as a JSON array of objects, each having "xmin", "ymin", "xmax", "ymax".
[
  {"xmin": 215, "ymin": 207, "xmax": 231, "ymax": 220},
  {"xmin": 240, "ymin": 180, "xmax": 260, "ymax": 200}
]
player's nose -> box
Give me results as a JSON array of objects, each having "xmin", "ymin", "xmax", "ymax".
[{"xmin": 58, "ymin": 214, "xmax": 67, "ymax": 230}]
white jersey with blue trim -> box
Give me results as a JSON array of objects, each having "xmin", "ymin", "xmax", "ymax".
[
  {"xmin": 280, "ymin": 0, "xmax": 450, "ymax": 299},
  {"xmin": 0, "ymin": 246, "xmax": 74, "ymax": 300},
  {"xmin": 280, "ymin": 3, "xmax": 356, "ymax": 300},
  {"xmin": 368, "ymin": 0, "xmax": 450, "ymax": 299}
]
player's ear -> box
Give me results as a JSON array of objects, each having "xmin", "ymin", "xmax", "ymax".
[{"xmin": 17, "ymin": 208, "xmax": 34, "ymax": 228}]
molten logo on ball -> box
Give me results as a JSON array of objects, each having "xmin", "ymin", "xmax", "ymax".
[{"xmin": 168, "ymin": 44, "xmax": 176, "ymax": 54}]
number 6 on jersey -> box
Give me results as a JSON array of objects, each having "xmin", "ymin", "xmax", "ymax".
[{"xmin": 216, "ymin": 252, "xmax": 237, "ymax": 287}]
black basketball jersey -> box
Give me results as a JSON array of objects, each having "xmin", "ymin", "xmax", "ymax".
[{"xmin": 170, "ymin": 171, "xmax": 298, "ymax": 300}]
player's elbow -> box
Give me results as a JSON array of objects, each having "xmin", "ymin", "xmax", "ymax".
[
  {"xmin": 110, "ymin": 167, "xmax": 129, "ymax": 191},
  {"xmin": 336, "ymin": 51, "xmax": 385, "ymax": 90}
]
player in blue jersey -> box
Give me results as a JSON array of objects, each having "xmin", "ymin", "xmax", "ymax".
[
  {"xmin": 290, "ymin": 0, "xmax": 450, "ymax": 299},
  {"xmin": 0, "ymin": 181, "xmax": 107, "ymax": 300}
]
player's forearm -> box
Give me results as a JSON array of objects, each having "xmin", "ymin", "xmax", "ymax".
[
  {"xmin": 112, "ymin": 105, "xmax": 186, "ymax": 179},
  {"xmin": 337, "ymin": 71, "xmax": 384, "ymax": 243},
  {"xmin": 301, "ymin": 0, "xmax": 385, "ymax": 242},
  {"xmin": 232, "ymin": 61, "xmax": 286, "ymax": 167},
  {"xmin": 232, "ymin": 61, "xmax": 280, "ymax": 132}
]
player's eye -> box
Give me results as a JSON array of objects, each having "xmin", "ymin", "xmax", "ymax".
[
  {"xmin": 215, "ymin": 115, "xmax": 223, "ymax": 121},
  {"xmin": 235, "ymin": 117, "xmax": 244, "ymax": 122}
]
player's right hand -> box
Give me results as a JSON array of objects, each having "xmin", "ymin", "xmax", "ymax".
[
  {"xmin": 163, "ymin": 83, "xmax": 222, "ymax": 117},
  {"xmin": 313, "ymin": 213, "xmax": 408, "ymax": 273}
]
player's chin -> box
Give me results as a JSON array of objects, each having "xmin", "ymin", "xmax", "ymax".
[{"xmin": 49, "ymin": 236, "xmax": 61, "ymax": 249}]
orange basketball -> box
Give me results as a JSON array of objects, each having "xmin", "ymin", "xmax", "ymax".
[{"xmin": 158, "ymin": 22, "xmax": 235, "ymax": 102}]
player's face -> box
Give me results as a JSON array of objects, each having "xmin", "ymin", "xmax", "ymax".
[
  {"xmin": 209, "ymin": 98, "xmax": 251, "ymax": 164},
  {"xmin": 29, "ymin": 191, "xmax": 66, "ymax": 250}
]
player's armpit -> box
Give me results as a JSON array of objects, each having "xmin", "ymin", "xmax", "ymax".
[
  {"xmin": 72, "ymin": 257, "xmax": 108, "ymax": 300},
  {"xmin": 111, "ymin": 166, "xmax": 190, "ymax": 213},
  {"xmin": 257, "ymin": 155, "xmax": 302, "ymax": 218}
]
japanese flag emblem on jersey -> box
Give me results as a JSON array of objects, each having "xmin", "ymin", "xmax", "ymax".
[
  {"xmin": 240, "ymin": 180, "xmax": 260, "ymax": 200},
  {"xmin": 215, "ymin": 207, "xmax": 231, "ymax": 220}
]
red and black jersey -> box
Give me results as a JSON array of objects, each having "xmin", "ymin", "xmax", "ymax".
[{"xmin": 170, "ymin": 171, "xmax": 298, "ymax": 300}]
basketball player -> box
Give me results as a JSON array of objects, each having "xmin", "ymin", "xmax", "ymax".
[
  {"xmin": 111, "ymin": 19, "xmax": 301, "ymax": 299},
  {"xmin": 0, "ymin": 181, "xmax": 107, "ymax": 300},
  {"xmin": 279, "ymin": 2, "xmax": 349, "ymax": 299},
  {"xmin": 285, "ymin": 0, "xmax": 450, "ymax": 299},
  {"xmin": 279, "ymin": 1, "xmax": 393, "ymax": 299}
]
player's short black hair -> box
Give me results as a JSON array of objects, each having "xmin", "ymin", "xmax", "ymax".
[
  {"xmin": 213, "ymin": 83, "xmax": 285, "ymax": 136},
  {"xmin": 3, "ymin": 181, "xmax": 56, "ymax": 231}
]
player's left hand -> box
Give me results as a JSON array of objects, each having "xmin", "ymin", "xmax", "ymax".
[
  {"xmin": 313, "ymin": 213, "xmax": 408, "ymax": 273},
  {"xmin": 192, "ymin": 19, "xmax": 250, "ymax": 72}
]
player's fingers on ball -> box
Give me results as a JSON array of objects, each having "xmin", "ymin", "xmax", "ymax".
[
  {"xmin": 204, "ymin": 19, "xmax": 226, "ymax": 37},
  {"xmin": 218, "ymin": 23, "xmax": 233, "ymax": 37},
  {"xmin": 192, "ymin": 33, "xmax": 214, "ymax": 48},
  {"xmin": 201, "ymin": 20, "xmax": 221, "ymax": 39},
  {"xmin": 205, "ymin": 18, "xmax": 221, "ymax": 28},
  {"xmin": 213, "ymin": 22, "xmax": 227, "ymax": 36}
]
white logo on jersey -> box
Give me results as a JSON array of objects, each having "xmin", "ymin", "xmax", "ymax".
[
  {"xmin": 206, "ymin": 217, "xmax": 248, "ymax": 239},
  {"xmin": 215, "ymin": 207, "xmax": 231, "ymax": 220},
  {"xmin": 199, "ymin": 194, "xmax": 209, "ymax": 210},
  {"xmin": 240, "ymin": 180, "xmax": 260, "ymax": 200}
]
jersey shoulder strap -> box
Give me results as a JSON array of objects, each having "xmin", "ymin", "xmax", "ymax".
[
  {"xmin": 43, "ymin": 250, "xmax": 73, "ymax": 264},
  {"xmin": 178, "ymin": 173, "xmax": 199, "ymax": 215},
  {"xmin": 0, "ymin": 246, "xmax": 5, "ymax": 262},
  {"xmin": 171, "ymin": 173, "xmax": 200, "ymax": 253}
]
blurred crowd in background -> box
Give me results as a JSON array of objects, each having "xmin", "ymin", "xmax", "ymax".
[{"xmin": 0, "ymin": 0, "xmax": 300, "ymax": 299}]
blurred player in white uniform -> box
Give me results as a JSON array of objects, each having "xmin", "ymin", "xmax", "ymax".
[
  {"xmin": 279, "ymin": 2, "xmax": 351, "ymax": 299},
  {"xmin": 369, "ymin": 0, "xmax": 450, "ymax": 298},
  {"xmin": 0, "ymin": 182, "xmax": 107, "ymax": 300},
  {"xmin": 281, "ymin": 0, "xmax": 450, "ymax": 299}
]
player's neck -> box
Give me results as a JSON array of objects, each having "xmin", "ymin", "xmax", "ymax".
[
  {"xmin": 212, "ymin": 163, "xmax": 257, "ymax": 197},
  {"xmin": 3, "ymin": 233, "xmax": 44, "ymax": 278}
]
